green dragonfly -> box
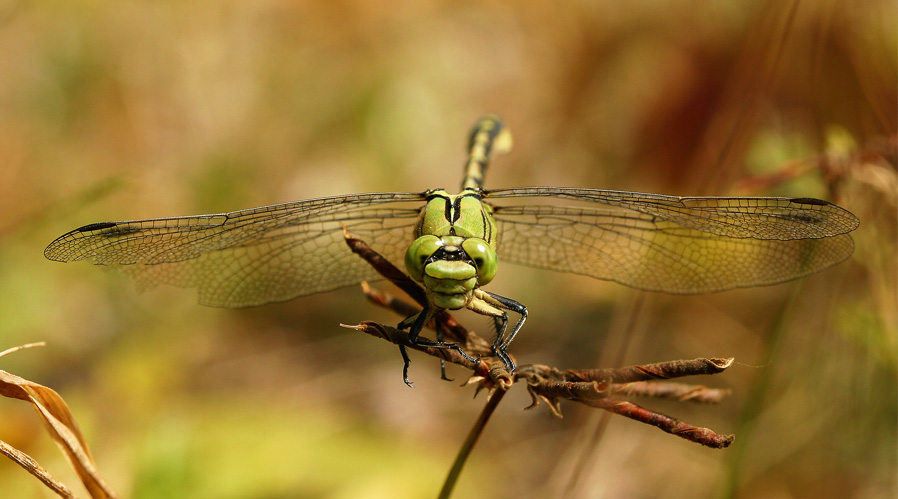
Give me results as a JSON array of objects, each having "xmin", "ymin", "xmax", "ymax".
[{"xmin": 45, "ymin": 116, "xmax": 859, "ymax": 383}]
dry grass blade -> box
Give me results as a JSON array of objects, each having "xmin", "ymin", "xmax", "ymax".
[
  {"xmin": 0, "ymin": 440, "xmax": 74, "ymax": 498},
  {"xmin": 0, "ymin": 356, "xmax": 119, "ymax": 498}
]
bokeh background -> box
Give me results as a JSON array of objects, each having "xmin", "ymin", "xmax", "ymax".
[{"xmin": 1, "ymin": 1, "xmax": 895, "ymax": 497}]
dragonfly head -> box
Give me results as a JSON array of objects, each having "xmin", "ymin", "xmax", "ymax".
[{"xmin": 405, "ymin": 234, "xmax": 498, "ymax": 310}]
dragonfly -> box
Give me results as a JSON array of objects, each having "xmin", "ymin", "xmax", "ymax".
[{"xmin": 45, "ymin": 115, "xmax": 859, "ymax": 384}]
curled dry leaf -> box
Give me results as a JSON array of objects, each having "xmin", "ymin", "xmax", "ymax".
[{"xmin": 0, "ymin": 366, "xmax": 119, "ymax": 498}]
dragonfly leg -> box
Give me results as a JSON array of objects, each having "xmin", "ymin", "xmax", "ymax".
[
  {"xmin": 487, "ymin": 291, "xmax": 528, "ymax": 353},
  {"xmin": 435, "ymin": 320, "xmax": 453, "ymax": 382},
  {"xmin": 492, "ymin": 315, "xmax": 506, "ymax": 341},
  {"xmin": 490, "ymin": 314, "xmax": 515, "ymax": 373},
  {"xmin": 396, "ymin": 304, "xmax": 432, "ymax": 387},
  {"xmin": 398, "ymin": 344, "xmax": 413, "ymax": 388},
  {"xmin": 469, "ymin": 290, "xmax": 528, "ymax": 374},
  {"xmin": 397, "ymin": 302, "xmax": 479, "ymax": 385}
]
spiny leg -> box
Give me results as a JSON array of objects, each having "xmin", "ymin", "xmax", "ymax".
[
  {"xmin": 491, "ymin": 315, "xmax": 506, "ymax": 340},
  {"xmin": 485, "ymin": 291, "xmax": 528, "ymax": 354},
  {"xmin": 467, "ymin": 295, "xmax": 511, "ymax": 369},
  {"xmin": 396, "ymin": 301, "xmax": 434, "ymax": 387},
  {"xmin": 470, "ymin": 290, "xmax": 528, "ymax": 373},
  {"xmin": 435, "ymin": 320, "xmax": 453, "ymax": 381},
  {"xmin": 398, "ymin": 301, "xmax": 479, "ymax": 386},
  {"xmin": 397, "ymin": 342, "xmax": 413, "ymax": 388},
  {"xmin": 490, "ymin": 314, "xmax": 514, "ymax": 374}
]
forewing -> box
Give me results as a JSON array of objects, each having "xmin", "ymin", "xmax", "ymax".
[
  {"xmin": 45, "ymin": 192, "xmax": 426, "ymax": 307},
  {"xmin": 485, "ymin": 188, "xmax": 858, "ymax": 293}
]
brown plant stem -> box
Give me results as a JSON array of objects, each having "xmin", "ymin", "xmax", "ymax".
[
  {"xmin": 580, "ymin": 398, "xmax": 735, "ymax": 449},
  {"xmin": 611, "ymin": 380, "xmax": 732, "ymax": 403},
  {"xmin": 438, "ymin": 387, "xmax": 508, "ymax": 499},
  {"xmin": 343, "ymin": 228, "xmax": 736, "ymax": 449},
  {"xmin": 0, "ymin": 440, "xmax": 74, "ymax": 498},
  {"xmin": 566, "ymin": 357, "xmax": 734, "ymax": 383}
]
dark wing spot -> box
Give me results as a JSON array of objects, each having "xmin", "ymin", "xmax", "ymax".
[
  {"xmin": 791, "ymin": 197, "xmax": 831, "ymax": 206},
  {"xmin": 76, "ymin": 222, "xmax": 118, "ymax": 232}
]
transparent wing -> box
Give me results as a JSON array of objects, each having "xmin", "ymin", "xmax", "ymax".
[
  {"xmin": 485, "ymin": 187, "xmax": 858, "ymax": 293},
  {"xmin": 45, "ymin": 192, "xmax": 427, "ymax": 307}
]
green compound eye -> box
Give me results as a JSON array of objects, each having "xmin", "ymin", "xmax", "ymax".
[
  {"xmin": 462, "ymin": 238, "xmax": 498, "ymax": 285},
  {"xmin": 405, "ymin": 235, "xmax": 442, "ymax": 282}
]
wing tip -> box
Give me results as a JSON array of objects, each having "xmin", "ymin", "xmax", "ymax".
[
  {"xmin": 43, "ymin": 247, "xmax": 64, "ymax": 262},
  {"xmin": 44, "ymin": 222, "xmax": 118, "ymax": 262},
  {"xmin": 789, "ymin": 197, "xmax": 860, "ymax": 233}
]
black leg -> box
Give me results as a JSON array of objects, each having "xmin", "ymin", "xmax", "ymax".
[
  {"xmin": 492, "ymin": 314, "xmax": 507, "ymax": 343},
  {"xmin": 436, "ymin": 320, "xmax": 453, "ymax": 381},
  {"xmin": 485, "ymin": 292, "xmax": 528, "ymax": 374},
  {"xmin": 399, "ymin": 301, "xmax": 431, "ymax": 342},
  {"xmin": 489, "ymin": 313, "xmax": 514, "ymax": 372},
  {"xmin": 398, "ymin": 344, "xmax": 414, "ymax": 388},
  {"xmin": 397, "ymin": 302, "xmax": 431, "ymax": 387},
  {"xmin": 398, "ymin": 302, "xmax": 479, "ymax": 384}
]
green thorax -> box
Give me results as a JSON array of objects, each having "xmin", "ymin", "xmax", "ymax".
[{"xmin": 415, "ymin": 188, "xmax": 498, "ymax": 246}]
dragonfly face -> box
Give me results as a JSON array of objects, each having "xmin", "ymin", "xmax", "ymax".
[{"xmin": 404, "ymin": 189, "xmax": 499, "ymax": 310}]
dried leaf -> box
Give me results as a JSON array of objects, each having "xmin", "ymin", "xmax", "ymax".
[{"xmin": 0, "ymin": 367, "xmax": 119, "ymax": 498}]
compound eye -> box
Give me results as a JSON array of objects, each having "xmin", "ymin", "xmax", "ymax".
[
  {"xmin": 461, "ymin": 238, "xmax": 498, "ymax": 285},
  {"xmin": 404, "ymin": 235, "xmax": 442, "ymax": 282}
]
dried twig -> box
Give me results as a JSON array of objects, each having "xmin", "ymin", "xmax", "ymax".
[
  {"xmin": 0, "ymin": 440, "xmax": 74, "ymax": 498},
  {"xmin": 438, "ymin": 387, "xmax": 508, "ymax": 499},
  {"xmin": 342, "ymin": 229, "xmax": 735, "ymax": 448}
]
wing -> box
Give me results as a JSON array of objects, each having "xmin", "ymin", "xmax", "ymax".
[
  {"xmin": 45, "ymin": 192, "xmax": 427, "ymax": 307},
  {"xmin": 484, "ymin": 187, "xmax": 858, "ymax": 293}
]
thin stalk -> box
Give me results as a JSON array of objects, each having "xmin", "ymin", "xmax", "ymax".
[{"xmin": 438, "ymin": 388, "xmax": 508, "ymax": 499}]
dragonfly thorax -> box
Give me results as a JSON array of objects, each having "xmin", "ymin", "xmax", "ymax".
[{"xmin": 415, "ymin": 189, "xmax": 498, "ymax": 243}]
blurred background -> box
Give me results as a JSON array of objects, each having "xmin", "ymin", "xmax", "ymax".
[{"xmin": 0, "ymin": 1, "xmax": 895, "ymax": 497}]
